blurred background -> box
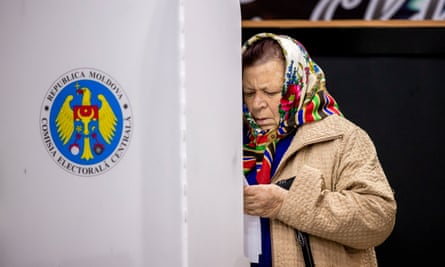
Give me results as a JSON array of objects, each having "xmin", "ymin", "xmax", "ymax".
[{"xmin": 241, "ymin": 0, "xmax": 445, "ymax": 266}]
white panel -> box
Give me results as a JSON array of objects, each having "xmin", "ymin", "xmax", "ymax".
[
  {"xmin": 0, "ymin": 0, "xmax": 245, "ymax": 266},
  {"xmin": 0, "ymin": 1, "xmax": 183, "ymax": 266},
  {"xmin": 184, "ymin": 1, "xmax": 247, "ymax": 266}
]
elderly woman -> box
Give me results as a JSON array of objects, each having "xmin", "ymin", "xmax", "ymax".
[{"xmin": 242, "ymin": 33, "xmax": 397, "ymax": 267}]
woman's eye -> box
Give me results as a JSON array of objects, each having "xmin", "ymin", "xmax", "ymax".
[{"xmin": 265, "ymin": 91, "xmax": 280, "ymax": 96}]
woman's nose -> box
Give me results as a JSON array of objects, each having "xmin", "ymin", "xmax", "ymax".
[{"xmin": 253, "ymin": 93, "xmax": 267, "ymax": 109}]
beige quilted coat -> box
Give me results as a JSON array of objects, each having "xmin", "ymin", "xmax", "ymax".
[{"xmin": 270, "ymin": 114, "xmax": 397, "ymax": 267}]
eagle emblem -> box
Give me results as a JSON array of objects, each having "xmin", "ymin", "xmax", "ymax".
[{"xmin": 55, "ymin": 82, "xmax": 117, "ymax": 160}]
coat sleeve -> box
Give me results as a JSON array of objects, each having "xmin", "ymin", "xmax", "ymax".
[{"xmin": 275, "ymin": 127, "xmax": 397, "ymax": 249}]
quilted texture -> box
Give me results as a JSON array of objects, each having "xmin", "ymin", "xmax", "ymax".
[{"xmin": 270, "ymin": 114, "xmax": 397, "ymax": 267}]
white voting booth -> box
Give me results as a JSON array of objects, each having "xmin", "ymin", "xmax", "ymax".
[{"xmin": 0, "ymin": 1, "xmax": 247, "ymax": 266}]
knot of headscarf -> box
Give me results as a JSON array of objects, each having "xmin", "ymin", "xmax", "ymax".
[{"xmin": 242, "ymin": 33, "xmax": 342, "ymax": 184}]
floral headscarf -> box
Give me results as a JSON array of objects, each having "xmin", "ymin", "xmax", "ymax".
[{"xmin": 242, "ymin": 33, "xmax": 342, "ymax": 184}]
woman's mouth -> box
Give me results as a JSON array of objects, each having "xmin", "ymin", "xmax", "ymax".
[{"xmin": 255, "ymin": 118, "xmax": 270, "ymax": 126}]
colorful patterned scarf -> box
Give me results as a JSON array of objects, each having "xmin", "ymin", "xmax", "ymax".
[{"xmin": 242, "ymin": 33, "xmax": 342, "ymax": 184}]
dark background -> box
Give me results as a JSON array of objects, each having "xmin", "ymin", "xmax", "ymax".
[
  {"xmin": 242, "ymin": 27, "xmax": 445, "ymax": 266},
  {"xmin": 241, "ymin": 0, "xmax": 424, "ymax": 20}
]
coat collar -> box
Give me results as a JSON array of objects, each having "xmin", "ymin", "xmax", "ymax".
[
  {"xmin": 272, "ymin": 115, "xmax": 345, "ymax": 180},
  {"xmin": 291, "ymin": 115, "xmax": 345, "ymax": 152}
]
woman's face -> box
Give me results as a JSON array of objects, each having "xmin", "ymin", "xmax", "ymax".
[{"xmin": 243, "ymin": 59, "xmax": 284, "ymax": 131}]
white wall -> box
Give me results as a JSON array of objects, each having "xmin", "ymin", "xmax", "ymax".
[{"xmin": 0, "ymin": 1, "xmax": 245, "ymax": 266}]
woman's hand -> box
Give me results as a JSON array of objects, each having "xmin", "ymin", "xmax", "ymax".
[{"xmin": 244, "ymin": 184, "xmax": 288, "ymax": 218}]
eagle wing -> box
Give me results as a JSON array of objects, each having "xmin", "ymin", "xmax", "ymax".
[
  {"xmin": 55, "ymin": 95, "xmax": 74, "ymax": 145},
  {"xmin": 98, "ymin": 94, "xmax": 117, "ymax": 144}
]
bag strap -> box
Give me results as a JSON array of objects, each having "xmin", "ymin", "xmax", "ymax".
[
  {"xmin": 295, "ymin": 230, "xmax": 315, "ymax": 267},
  {"xmin": 276, "ymin": 177, "xmax": 315, "ymax": 267}
]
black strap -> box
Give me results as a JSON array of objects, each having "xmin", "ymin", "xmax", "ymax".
[
  {"xmin": 276, "ymin": 177, "xmax": 315, "ymax": 267},
  {"xmin": 296, "ymin": 230, "xmax": 315, "ymax": 267}
]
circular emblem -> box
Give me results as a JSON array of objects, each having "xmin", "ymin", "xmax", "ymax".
[{"xmin": 40, "ymin": 68, "xmax": 133, "ymax": 177}]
